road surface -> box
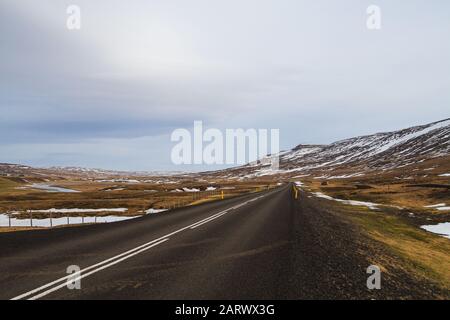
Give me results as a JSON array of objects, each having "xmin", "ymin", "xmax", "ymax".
[{"xmin": 0, "ymin": 184, "xmax": 438, "ymax": 299}]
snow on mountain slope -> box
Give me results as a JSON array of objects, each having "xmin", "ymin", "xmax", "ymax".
[
  {"xmin": 1, "ymin": 119, "xmax": 449, "ymax": 181},
  {"xmin": 219, "ymin": 118, "xmax": 450, "ymax": 178}
]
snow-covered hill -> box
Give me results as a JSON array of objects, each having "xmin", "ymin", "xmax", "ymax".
[
  {"xmin": 2, "ymin": 119, "xmax": 449, "ymax": 181},
  {"xmin": 218, "ymin": 118, "xmax": 450, "ymax": 179}
]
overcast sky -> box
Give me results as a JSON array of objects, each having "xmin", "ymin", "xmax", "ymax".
[{"xmin": 1, "ymin": 0, "xmax": 449, "ymax": 171}]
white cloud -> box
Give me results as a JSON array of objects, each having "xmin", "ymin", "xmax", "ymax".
[{"xmin": 1, "ymin": 0, "xmax": 449, "ymax": 170}]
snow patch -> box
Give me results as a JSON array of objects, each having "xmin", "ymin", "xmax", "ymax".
[
  {"xmin": 97, "ymin": 179, "xmax": 140, "ymax": 184},
  {"xmin": 421, "ymin": 223, "xmax": 450, "ymax": 239},
  {"xmin": 424, "ymin": 203, "xmax": 446, "ymax": 208},
  {"xmin": 312, "ymin": 192, "xmax": 380, "ymax": 210},
  {"xmin": 0, "ymin": 213, "xmax": 137, "ymax": 227},
  {"xmin": 27, "ymin": 184, "xmax": 79, "ymax": 193},
  {"xmin": 145, "ymin": 208, "xmax": 168, "ymax": 214},
  {"xmin": 424, "ymin": 203, "xmax": 450, "ymax": 211},
  {"xmin": 182, "ymin": 187, "xmax": 200, "ymax": 192}
]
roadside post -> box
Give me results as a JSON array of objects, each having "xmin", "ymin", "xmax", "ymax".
[
  {"xmin": 8, "ymin": 214, "xmax": 11, "ymax": 228},
  {"xmin": 30, "ymin": 212, "xmax": 33, "ymax": 227}
]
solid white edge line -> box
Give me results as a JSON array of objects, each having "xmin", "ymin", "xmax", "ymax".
[
  {"xmin": 11, "ymin": 207, "xmax": 235, "ymax": 300},
  {"xmin": 28, "ymin": 238, "xmax": 169, "ymax": 300},
  {"xmin": 11, "ymin": 191, "xmax": 269, "ymax": 300},
  {"xmin": 190, "ymin": 195, "xmax": 266, "ymax": 230},
  {"xmin": 187, "ymin": 210, "xmax": 228, "ymax": 229},
  {"xmin": 189, "ymin": 211, "xmax": 229, "ymax": 229}
]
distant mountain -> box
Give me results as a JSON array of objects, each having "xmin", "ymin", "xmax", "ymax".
[
  {"xmin": 0, "ymin": 163, "xmax": 184, "ymax": 179},
  {"xmin": 215, "ymin": 118, "xmax": 450, "ymax": 179},
  {"xmin": 47, "ymin": 166, "xmax": 185, "ymax": 177},
  {"xmin": 2, "ymin": 119, "xmax": 449, "ymax": 181}
]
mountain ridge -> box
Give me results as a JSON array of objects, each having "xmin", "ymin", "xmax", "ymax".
[
  {"xmin": 1, "ymin": 118, "xmax": 449, "ymax": 180},
  {"xmin": 213, "ymin": 118, "xmax": 450, "ymax": 179}
]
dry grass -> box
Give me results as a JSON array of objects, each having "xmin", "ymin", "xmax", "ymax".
[
  {"xmin": 0, "ymin": 226, "xmax": 44, "ymax": 233},
  {"xmin": 300, "ymin": 166, "xmax": 450, "ymax": 293},
  {"xmin": 0, "ymin": 176, "xmax": 276, "ymax": 224},
  {"xmin": 303, "ymin": 165, "xmax": 450, "ymax": 217},
  {"xmin": 0, "ymin": 177, "xmax": 21, "ymax": 195},
  {"xmin": 346, "ymin": 209, "xmax": 450, "ymax": 291}
]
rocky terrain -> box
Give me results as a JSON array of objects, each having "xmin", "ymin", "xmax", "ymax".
[{"xmin": 210, "ymin": 118, "xmax": 450, "ymax": 181}]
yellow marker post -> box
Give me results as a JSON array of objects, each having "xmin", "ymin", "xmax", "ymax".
[
  {"xmin": 293, "ymin": 185, "xmax": 298, "ymax": 200},
  {"xmin": 221, "ymin": 190, "xmax": 224, "ymax": 200}
]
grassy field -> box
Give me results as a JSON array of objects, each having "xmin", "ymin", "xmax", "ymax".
[
  {"xmin": 0, "ymin": 175, "xmax": 276, "ymax": 226},
  {"xmin": 300, "ymin": 171, "xmax": 450, "ymax": 296},
  {"xmin": 0, "ymin": 177, "xmax": 21, "ymax": 194},
  {"xmin": 346, "ymin": 207, "xmax": 450, "ymax": 294},
  {"xmin": 299, "ymin": 162, "xmax": 450, "ymax": 225}
]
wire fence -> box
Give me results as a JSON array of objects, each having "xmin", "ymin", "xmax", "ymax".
[
  {"xmin": 0, "ymin": 187, "xmax": 269, "ymax": 228},
  {"xmin": 0, "ymin": 214, "xmax": 137, "ymax": 228}
]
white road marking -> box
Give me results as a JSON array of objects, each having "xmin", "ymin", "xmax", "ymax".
[
  {"xmin": 188, "ymin": 209, "xmax": 230, "ymax": 229},
  {"xmin": 190, "ymin": 195, "xmax": 265, "ymax": 230},
  {"xmin": 190, "ymin": 210, "xmax": 229, "ymax": 229},
  {"xmin": 11, "ymin": 193, "xmax": 268, "ymax": 300},
  {"xmin": 28, "ymin": 238, "xmax": 169, "ymax": 300}
]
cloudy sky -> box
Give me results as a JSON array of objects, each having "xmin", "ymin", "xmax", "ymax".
[{"xmin": 1, "ymin": 0, "xmax": 449, "ymax": 171}]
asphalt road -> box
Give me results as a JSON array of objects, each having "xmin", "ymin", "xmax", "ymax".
[{"xmin": 0, "ymin": 184, "xmax": 437, "ymax": 299}]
